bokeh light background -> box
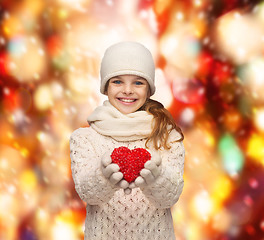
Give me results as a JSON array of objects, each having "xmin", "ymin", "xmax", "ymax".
[{"xmin": 1, "ymin": 0, "xmax": 264, "ymax": 239}]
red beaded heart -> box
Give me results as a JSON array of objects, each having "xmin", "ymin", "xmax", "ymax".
[{"xmin": 111, "ymin": 146, "xmax": 151, "ymax": 183}]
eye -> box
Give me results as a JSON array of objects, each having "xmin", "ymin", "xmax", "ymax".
[
  {"xmin": 135, "ymin": 81, "xmax": 144, "ymax": 85},
  {"xmin": 112, "ymin": 80, "xmax": 122, "ymax": 84}
]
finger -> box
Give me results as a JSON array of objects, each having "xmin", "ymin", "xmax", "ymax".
[
  {"xmin": 144, "ymin": 160, "xmax": 156, "ymax": 170},
  {"xmin": 151, "ymin": 166, "xmax": 161, "ymax": 178},
  {"xmin": 140, "ymin": 169, "xmax": 155, "ymax": 185},
  {"xmin": 124, "ymin": 188, "xmax": 131, "ymax": 195},
  {"xmin": 145, "ymin": 161, "xmax": 161, "ymax": 178},
  {"xmin": 151, "ymin": 152, "xmax": 162, "ymax": 166},
  {"xmin": 109, "ymin": 172, "xmax": 123, "ymax": 185},
  {"xmin": 102, "ymin": 164, "xmax": 119, "ymax": 178},
  {"xmin": 129, "ymin": 182, "xmax": 136, "ymax": 189},
  {"xmin": 135, "ymin": 176, "xmax": 146, "ymax": 187},
  {"xmin": 118, "ymin": 180, "xmax": 129, "ymax": 189},
  {"xmin": 101, "ymin": 154, "xmax": 112, "ymax": 167}
]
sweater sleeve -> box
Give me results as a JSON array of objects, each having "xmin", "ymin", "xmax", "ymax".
[
  {"xmin": 70, "ymin": 128, "xmax": 117, "ymax": 205},
  {"xmin": 140, "ymin": 130, "xmax": 185, "ymax": 209}
]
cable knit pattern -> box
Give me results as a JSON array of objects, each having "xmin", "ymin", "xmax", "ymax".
[
  {"xmin": 70, "ymin": 127, "xmax": 184, "ymax": 240},
  {"xmin": 70, "ymin": 129, "xmax": 118, "ymax": 205},
  {"xmin": 140, "ymin": 141, "xmax": 184, "ymax": 209}
]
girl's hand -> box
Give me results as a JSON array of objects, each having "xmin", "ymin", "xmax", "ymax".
[
  {"xmin": 101, "ymin": 152, "xmax": 129, "ymax": 189},
  {"xmin": 135, "ymin": 150, "xmax": 162, "ymax": 187},
  {"xmin": 124, "ymin": 182, "xmax": 137, "ymax": 195}
]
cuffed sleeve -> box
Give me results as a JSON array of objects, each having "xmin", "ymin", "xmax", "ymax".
[
  {"xmin": 70, "ymin": 128, "xmax": 117, "ymax": 205},
  {"xmin": 140, "ymin": 130, "xmax": 185, "ymax": 209}
]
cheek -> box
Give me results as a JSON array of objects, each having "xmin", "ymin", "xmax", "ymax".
[
  {"xmin": 106, "ymin": 87, "xmax": 116, "ymax": 98},
  {"xmin": 141, "ymin": 88, "xmax": 150, "ymax": 99},
  {"xmin": 147, "ymin": 89, "xmax": 150, "ymax": 98}
]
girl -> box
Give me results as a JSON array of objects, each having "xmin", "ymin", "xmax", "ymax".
[{"xmin": 70, "ymin": 41, "xmax": 185, "ymax": 240}]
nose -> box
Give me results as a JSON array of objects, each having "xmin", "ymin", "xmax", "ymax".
[{"xmin": 122, "ymin": 83, "xmax": 133, "ymax": 95}]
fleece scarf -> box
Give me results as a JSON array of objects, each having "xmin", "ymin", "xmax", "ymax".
[{"xmin": 87, "ymin": 101, "xmax": 153, "ymax": 142}]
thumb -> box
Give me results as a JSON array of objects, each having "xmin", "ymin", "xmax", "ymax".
[{"xmin": 101, "ymin": 151, "xmax": 112, "ymax": 167}]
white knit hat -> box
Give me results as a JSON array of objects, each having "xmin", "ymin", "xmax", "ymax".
[{"xmin": 100, "ymin": 41, "xmax": 156, "ymax": 96}]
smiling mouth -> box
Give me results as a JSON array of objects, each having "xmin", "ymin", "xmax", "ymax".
[{"xmin": 118, "ymin": 98, "xmax": 137, "ymax": 103}]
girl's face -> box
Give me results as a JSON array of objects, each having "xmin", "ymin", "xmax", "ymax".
[{"xmin": 105, "ymin": 74, "xmax": 150, "ymax": 114}]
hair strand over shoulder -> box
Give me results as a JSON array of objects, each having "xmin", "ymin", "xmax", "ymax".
[{"xmin": 139, "ymin": 99, "xmax": 184, "ymax": 150}]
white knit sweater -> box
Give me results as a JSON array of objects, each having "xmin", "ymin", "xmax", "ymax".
[
  {"xmin": 70, "ymin": 125, "xmax": 185, "ymax": 240},
  {"xmin": 70, "ymin": 100, "xmax": 184, "ymax": 239}
]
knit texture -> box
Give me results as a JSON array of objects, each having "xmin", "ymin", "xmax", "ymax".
[
  {"xmin": 70, "ymin": 127, "xmax": 185, "ymax": 240},
  {"xmin": 100, "ymin": 41, "xmax": 156, "ymax": 96},
  {"xmin": 87, "ymin": 100, "xmax": 153, "ymax": 142}
]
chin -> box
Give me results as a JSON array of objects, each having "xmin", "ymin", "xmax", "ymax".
[
  {"xmin": 118, "ymin": 106, "xmax": 137, "ymax": 114},
  {"xmin": 119, "ymin": 109, "xmax": 134, "ymax": 114}
]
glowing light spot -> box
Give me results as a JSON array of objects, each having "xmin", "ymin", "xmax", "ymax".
[
  {"xmin": 160, "ymin": 23, "xmax": 201, "ymax": 75},
  {"xmin": 2, "ymin": 15, "xmax": 23, "ymax": 38},
  {"xmin": 66, "ymin": 73, "xmax": 91, "ymax": 96},
  {"xmin": 215, "ymin": 11, "xmax": 263, "ymax": 64},
  {"xmin": 0, "ymin": 193, "xmax": 17, "ymax": 219},
  {"xmin": 7, "ymin": 184, "xmax": 16, "ymax": 194},
  {"xmin": 253, "ymin": 108, "xmax": 264, "ymax": 132},
  {"xmin": 248, "ymin": 178, "xmax": 259, "ymax": 189},
  {"xmin": 19, "ymin": 169, "xmax": 38, "ymax": 192},
  {"xmin": 38, "ymin": 48, "xmax": 45, "ymax": 56},
  {"xmin": 50, "ymin": 82, "xmax": 64, "ymax": 99},
  {"xmin": 36, "ymin": 208, "xmax": 49, "ymax": 220},
  {"xmin": 7, "ymin": 131, "xmax": 14, "ymax": 139},
  {"xmin": 194, "ymin": 0, "xmax": 202, "ymax": 7},
  {"xmin": 223, "ymin": 110, "xmax": 242, "ymax": 132},
  {"xmin": 37, "ymin": 131, "xmax": 45, "ymax": 142},
  {"xmin": 247, "ymin": 134, "xmax": 264, "ymax": 164},
  {"xmin": 244, "ymin": 195, "xmax": 253, "ymax": 207},
  {"xmin": 192, "ymin": 190, "xmax": 214, "ymax": 222},
  {"xmin": 211, "ymin": 176, "xmax": 232, "ymax": 205},
  {"xmin": 8, "ymin": 36, "xmax": 26, "ymax": 57},
  {"xmin": 254, "ymin": 1, "xmax": 264, "ymax": 20},
  {"xmin": 180, "ymin": 107, "xmax": 195, "ymax": 125},
  {"xmin": 185, "ymin": 222, "xmax": 200, "ymax": 240},
  {"xmin": 260, "ymin": 220, "xmax": 264, "ymax": 231},
  {"xmin": 57, "ymin": 0, "xmax": 88, "ymax": 8},
  {"xmin": 34, "ymin": 84, "xmax": 54, "ymax": 111},
  {"xmin": 20, "ymin": 148, "xmax": 29, "ymax": 158},
  {"xmin": 3, "ymin": 87, "xmax": 10, "ymax": 95},
  {"xmin": 0, "ymin": 158, "xmax": 9, "ymax": 169},
  {"xmin": 154, "ymin": 0, "xmax": 171, "ymax": 15},
  {"xmin": 245, "ymin": 225, "xmax": 256, "ymax": 235},
  {"xmin": 212, "ymin": 209, "xmax": 232, "ymax": 232},
  {"xmin": 218, "ymin": 134, "xmax": 244, "ymax": 175},
  {"xmin": 3, "ymin": 26, "xmax": 11, "ymax": 35},
  {"xmin": 106, "ymin": 0, "xmax": 114, "ymax": 6},
  {"xmin": 52, "ymin": 222, "xmax": 76, "ymax": 240},
  {"xmin": 205, "ymin": 132, "xmax": 215, "ymax": 147},
  {"xmin": 0, "ymin": 51, "xmax": 10, "ymax": 76},
  {"xmin": 58, "ymin": 9, "xmax": 69, "ymax": 19},
  {"xmin": 11, "ymin": 109, "xmax": 26, "ymax": 124},
  {"xmin": 52, "ymin": 210, "xmax": 80, "ymax": 240},
  {"xmin": 7, "ymin": 35, "xmax": 47, "ymax": 82},
  {"xmin": 176, "ymin": 12, "xmax": 184, "ymax": 21},
  {"xmin": 173, "ymin": 77, "xmax": 205, "ymax": 104}
]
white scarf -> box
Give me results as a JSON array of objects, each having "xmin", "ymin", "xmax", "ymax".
[{"xmin": 87, "ymin": 101, "xmax": 153, "ymax": 142}]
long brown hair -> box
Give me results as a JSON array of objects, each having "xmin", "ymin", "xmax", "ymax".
[{"xmin": 139, "ymin": 99, "xmax": 184, "ymax": 150}]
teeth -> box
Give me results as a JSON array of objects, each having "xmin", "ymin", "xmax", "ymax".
[{"xmin": 120, "ymin": 99, "xmax": 135, "ymax": 103}]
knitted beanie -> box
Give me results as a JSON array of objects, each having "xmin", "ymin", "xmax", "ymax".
[{"xmin": 100, "ymin": 41, "xmax": 156, "ymax": 96}]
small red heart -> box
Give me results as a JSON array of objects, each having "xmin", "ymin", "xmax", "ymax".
[{"xmin": 111, "ymin": 146, "xmax": 151, "ymax": 183}]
